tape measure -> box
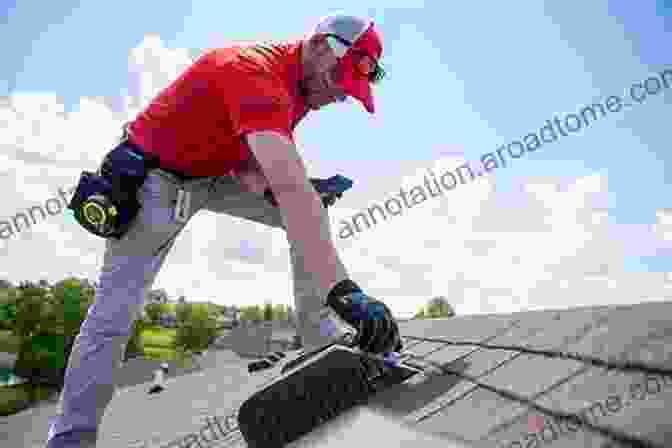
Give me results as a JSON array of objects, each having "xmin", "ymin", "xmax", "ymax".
[{"xmin": 79, "ymin": 194, "xmax": 119, "ymax": 237}]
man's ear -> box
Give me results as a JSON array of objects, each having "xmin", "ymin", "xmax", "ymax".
[
  {"xmin": 307, "ymin": 32, "xmax": 330, "ymax": 56},
  {"xmin": 308, "ymin": 32, "xmax": 326, "ymax": 47}
]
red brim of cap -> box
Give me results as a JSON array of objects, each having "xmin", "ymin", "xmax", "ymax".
[{"xmin": 340, "ymin": 63, "xmax": 375, "ymax": 113}]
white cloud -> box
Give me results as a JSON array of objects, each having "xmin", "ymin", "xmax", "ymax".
[
  {"xmin": 654, "ymin": 208, "xmax": 672, "ymax": 242},
  {"xmin": 1, "ymin": 35, "xmax": 670, "ymax": 318},
  {"xmin": 127, "ymin": 34, "xmax": 194, "ymax": 113}
]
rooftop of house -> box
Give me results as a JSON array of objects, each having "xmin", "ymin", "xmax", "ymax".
[{"xmin": 3, "ymin": 300, "xmax": 671, "ymax": 448}]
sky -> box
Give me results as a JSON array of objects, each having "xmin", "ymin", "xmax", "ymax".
[{"xmin": 1, "ymin": 0, "xmax": 671, "ymax": 317}]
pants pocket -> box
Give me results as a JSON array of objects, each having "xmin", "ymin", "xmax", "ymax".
[{"xmin": 107, "ymin": 172, "xmax": 185, "ymax": 257}]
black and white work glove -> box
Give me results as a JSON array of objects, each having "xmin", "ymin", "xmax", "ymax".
[{"xmin": 326, "ymin": 279, "xmax": 402, "ymax": 355}]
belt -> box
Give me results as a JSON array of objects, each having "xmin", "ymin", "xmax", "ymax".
[{"xmin": 124, "ymin": 136, "xmax": 205, "ymax": 182}]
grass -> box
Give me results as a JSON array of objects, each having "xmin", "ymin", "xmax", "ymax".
[
  {"xmin": 141, "ymin": 326, "xmax": 176, "ymax": 349},
  {"xmin": 140, "ymin": 326, "xmax": 177, "ymax": 361},
  {"xmin": 143, "ymin": 346, "xmax": 177, "ymax": 360}
]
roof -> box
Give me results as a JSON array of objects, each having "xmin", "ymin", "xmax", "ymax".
[
  {"xmin": 3, "ymin": 301, "xmax": 671, "ymax": 447},
  {"xmin": 376, "ymin": 300, "xmax": 672, "ymax": 447}
]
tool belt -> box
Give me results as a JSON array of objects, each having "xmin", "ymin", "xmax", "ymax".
[{"xmin": 67, "ymin": 123, "xmax": 200, "ymax": 239}]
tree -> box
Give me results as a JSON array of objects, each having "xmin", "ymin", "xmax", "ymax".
[
  {"xmin": 174, "ymin": 303, "xmax": 217, "ymax": 353},
  {"xmin": 124, "ymin": 318, "xmax": 146, "ymax": 360},
  {"xmin": 12, "ymin": 284, "xmax": 48, "ymax": 339},
  {"xmin": 415, "ymin": 297, "xmax": 455, "ymax": 319},
  {"xmin": 12, "ymin": 283, "xmax": 64, "ymax": 385},
  {"xmin": 414, "ymin": 307, "xmax": 427, "ymax": 319},
  {"xmin": 147, "ymin": 289, "xmax": 169, "ymax": 305},
  {"xmin": 175, "ymin": 301, "xmax": 191, "ymax": 324},
  {"xmin": 263, "ymin": 301, "xmax": 274, "ymax": 322},
  {"xmin": 426, "ymin": 297, "xmax": 455, "ymax": 318},
  {"xmin": 272, "ymin": 304, "xmax": 289, "ymax": 321},
  {"xmin": 17, "ymin": 280, "xmax": 38, "ymax": 290},
  {"xmin": 5, "ymin": 278, "xmax": 94, "ymax": 386},
  {"xmin": 240, "ymin": 305, "xmax": 263, "ymax": 323},
  {"xmin": 0, "ymin": 301, "xmax": 17, "ymax": 331},
  {"xmin": 144, "ymin": 303, "xmax": 163, "ymax": 325},
  {"xmin": 49, "ymin": 282, "xmax": 86, "ymax": 329}
]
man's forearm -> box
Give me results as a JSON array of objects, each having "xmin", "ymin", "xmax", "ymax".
[
  {"xmin": 245, "ymin": 131, "xmax": 350, "ymax": 301},
  {"xmin": 275, "ymin": 181, "xmax": 349, "ymax": 301}
]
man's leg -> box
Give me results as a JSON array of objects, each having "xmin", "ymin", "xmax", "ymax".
[
  {"xmin": 202, "ymin": 175, "xmax": 347, "ymax": 351},
  {"xmin": 45, "ymin": 170, "xmax": 203, "ymax": 447}
]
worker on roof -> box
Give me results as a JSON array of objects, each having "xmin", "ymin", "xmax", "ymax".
[{"xmin": 45, "ymin": 12, "xmax": 401, "ymax": 447}]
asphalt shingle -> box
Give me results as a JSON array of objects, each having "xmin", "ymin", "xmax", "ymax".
[
  {"xmin": 4, "ymin": 301, "xmax": 671, "ymax": 448},
  {"xmin": 399, "ymin": 301, "xmax": 672, "ymax": 448}
]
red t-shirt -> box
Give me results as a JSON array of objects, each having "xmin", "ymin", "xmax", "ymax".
[{"xmin": 128, "ymin": 41, "xmax": 309, "ymax": 177}]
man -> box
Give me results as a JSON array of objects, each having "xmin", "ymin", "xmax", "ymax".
[{"xmin": 45, "ymin": 12, "xmax": 401, "ymax": 447}]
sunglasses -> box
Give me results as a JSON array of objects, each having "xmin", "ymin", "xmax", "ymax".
[{"xmin": 324, "ymin": 34, "xmax": 386, "ymax": 84}]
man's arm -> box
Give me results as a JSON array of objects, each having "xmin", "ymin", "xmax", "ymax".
[{"xmin": 245, "ymin": 130, "xmax": 349, "ymax": 300}]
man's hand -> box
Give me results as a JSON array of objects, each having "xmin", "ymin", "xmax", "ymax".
[{"xmin": 327, "ymin": 292, "xmax": 402, "ymax": 354}]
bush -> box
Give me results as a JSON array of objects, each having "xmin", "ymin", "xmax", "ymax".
[
  {"xmin": 0, "ymin": 383, "xmax": 58, "ymax": 416},
  {"xmin": 144, "ymin": 303, "xmax": 163, "ymax": 325},
  {"xmin": 13, "ymin": 332, "xmax": 74, "ymax": 387},
  {"xmin": 0, "ymin": 302, "xmax": 16, "ymax": 331},
  {"xmin": 124, "ymin": 318, "xmax": 146, "ymax": 360},
  {"xmin": 415, "ymin": 297, "xmax": 455, "ymax": 319},
  {"xmin": 0, "ymin": 384, "xmax": 32, "ymax": 416},
  {"xmin": 0, "ymin": 330, "xmax": 20, "ymax": 353},
  {"xmin": 174, "ymin": 303, "xmax": 217, "ymax": 353}
]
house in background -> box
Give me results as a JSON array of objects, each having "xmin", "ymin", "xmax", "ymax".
[
  {"xmin": 158, "ymin": 312, "xmax": 178, "ymax": 328},
  {"xmin": 146, "ymin": 289, "xmax": 169, "ymax": 305},
  {"xmin": 216, "ymin": 306, "xmax": 241, "ymax": 329},
  {"xmin": 140, "ymin": 289, "xmax": 173, "ymax": 326}
]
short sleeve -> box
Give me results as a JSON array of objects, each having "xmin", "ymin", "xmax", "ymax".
[{"xmin": 220, "ymin": 70, "xmax": 295, "ymax": 141}]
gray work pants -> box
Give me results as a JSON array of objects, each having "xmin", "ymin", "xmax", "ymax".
[{"xmin": 45, "ymin": 162, "xmax": 335, "ymax": 446}]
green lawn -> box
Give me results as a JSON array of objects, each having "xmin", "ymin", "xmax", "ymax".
[
  {"xmin": 141, "ymin": 326, "xmax": 176, "ymax": 348},
  {"xmin": 143, "ymin": 346, "xmax": 177, "ymax": 360},
  {"xmin": 139, "ymin": 326, "xmax": 177, "ymax": 361}
]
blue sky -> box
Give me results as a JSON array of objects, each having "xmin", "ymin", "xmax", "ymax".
[{"xmin": 1, "ymin": 0, "xmax": 671, "ymax": 312}]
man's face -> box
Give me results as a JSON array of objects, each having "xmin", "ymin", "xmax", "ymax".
[{"xmin": 302, "ymin": 35, "xmax": 347, "ymax": 110}]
